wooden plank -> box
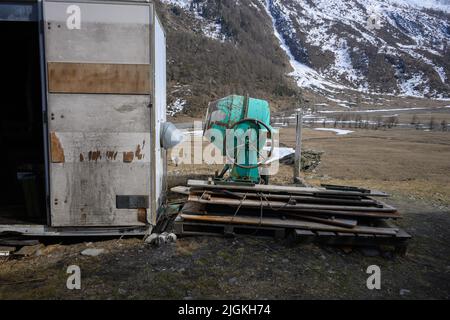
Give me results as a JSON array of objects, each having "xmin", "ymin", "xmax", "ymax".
[
  {"xmin": 395, "ymin": 228, "xmax": 412, "ymax": 240},
  {"xmin": 206, "ymin": 201, "xmax": 399, "ymax": 219},
  {"xmin": 181, "ymin": 201, "xmax": 358, "ymax": 228},
  {"xmin": 0, "ymin": 239, "xmax": 40, "ymax": 246},
  {"xmin": 185, "ymin": 193, "xmax": 397, "ymax": 219},
  {"xmin": 179, "ymin": 213, "xmax": 398, "ymax": 236},
  {"xmin": 356, "ymin": 233, "xmax": 375, "ymax": 239},
  {"xmin": 188, "ymin": 194, "xmax": 397, "ymax": 213},
  {"xmin": 372, "ymin": 199, "xmax": 399, "ymax": 212},
  {"xmin": 181, "ymin": 201, "xmax": 207, "ymax": 215},
  {"xmin": 188, "ymin": 188, "xmax": 382, "ymax": 207},
  {"xmin": 174, "ymin": 218, "xmax": 409, "ymax": 252},
  {"xmin": 321, "ymin": 184, "xmax": 371, "ymax": 193},
  {"xmin": 48, "ymin": 62, "xmax": 151, "ymax": 94},
  {"xmin": 377, "ymin": 220, "xmax": 411, "ymax": 239},
  {"xmin": 296, "ymin": 227, "xmax": 408, "ymax": 252},
  {"xmin": 282, "ymin": 207, "xmax": 400, "ymax": 219},
  {"xmin": 187, "ymin": 180, "xmax": 389, "ymax": 197},
  {"xmin": 316, "ymin": 231, "xmax": 335, "ymax": 236},
  {"xmin": 294, "ymin": 229, "xmax": 315, "ymax": 243},
  {"xmin": 337, "ymin": 232, "xmax": 354, "ymax": 237},
  {"xmin": 174, "ymin": 220, "xmax": 286, "ymax": 238},
  {"xmin": 295, "ymin": 229, "xmax": 315, "ymax": 236},
  {"xmin": 283, "ymin": 214, "xmax": 357, "ymax": 228}
]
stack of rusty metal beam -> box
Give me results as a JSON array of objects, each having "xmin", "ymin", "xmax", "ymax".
[{"xmin": 171, "ymin": 180, "xmax": 411, "ymax": 252}]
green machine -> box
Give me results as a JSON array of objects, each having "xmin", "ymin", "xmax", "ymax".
[{"xmin": 203, "ymin": 95, "xmax": 275, "ymax": 184}]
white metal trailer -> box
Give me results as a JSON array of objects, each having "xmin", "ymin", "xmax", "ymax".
[{"xmin": 0, "ymin": 0, "xmax": 169, "ymax": 236}]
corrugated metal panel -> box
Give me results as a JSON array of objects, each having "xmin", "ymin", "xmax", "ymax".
[
  {"xmin": 44, "ymin": 1, "xmax": 151, "ymax": 64},
  {"xmin": 48, "ymin": 94, "xmax": 151, "ymax": 132},
  {"xmin": 50, "ymin": 163, "xmax": 150, "ymax": 226}
]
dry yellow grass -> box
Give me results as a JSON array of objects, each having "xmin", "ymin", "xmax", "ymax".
[{"xmin": 168, "ymin": 127, "xmax": 450, "ymax": 205}]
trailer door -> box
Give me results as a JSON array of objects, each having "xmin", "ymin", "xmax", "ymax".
[{"xmin": 43, "ymin": 1, "xmax": 153, "ymax": 226}]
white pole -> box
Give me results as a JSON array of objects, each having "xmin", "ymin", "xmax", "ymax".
[{"xmin": 294, "ymin": 111, "xmax": 303, "ymax": 183}]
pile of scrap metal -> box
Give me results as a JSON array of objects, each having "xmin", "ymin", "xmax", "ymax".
[
  {"xmin": 171, "ymin": 181, "xmax": 411, "ymax": 253},
  {"xmin": 170, "ymin": 95, "xmax": 410, "ymax": 253}
]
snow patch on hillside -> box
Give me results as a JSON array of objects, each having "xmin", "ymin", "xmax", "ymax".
[
  {"xmin": 161, "ymin": 0, "xmax": 226, "ymax": 41},
  {"xmin": 314, "ymin": 128, "xmax": 354, "ymax": 135},
  {"xmin": 167, "ymin": 98, "xmax": 186, "ymax": 116}
]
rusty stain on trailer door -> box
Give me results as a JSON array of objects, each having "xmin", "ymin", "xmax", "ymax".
[{"xmin": 43, "ymin": 1, "xmax": 154, "ymax": 227}]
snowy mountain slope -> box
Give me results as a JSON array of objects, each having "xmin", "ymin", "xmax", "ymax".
[
  {"xmin": 159, "ymin": 0, "xmax": 450, "ymax": 108},
  {"xmin": 157, "ymin": 0, "xmax": 300, "ymax": 117},
  {"xmin": 263, "ymin": 0, "xmax": 450, "ymax": 97}
]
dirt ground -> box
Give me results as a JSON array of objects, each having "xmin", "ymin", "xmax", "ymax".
[{"xmin": 1, "ymin": 126, "xmax": 449, "ymax": 299}]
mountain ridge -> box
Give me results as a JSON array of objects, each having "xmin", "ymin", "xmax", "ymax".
[{"xmin": 156, "ymin": 0, "xmax": 450, "ymax": 117}]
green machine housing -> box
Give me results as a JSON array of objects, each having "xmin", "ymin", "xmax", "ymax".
[{"xmin": 203, "ymin": 95, "xmax": 275, "ymax": 184}]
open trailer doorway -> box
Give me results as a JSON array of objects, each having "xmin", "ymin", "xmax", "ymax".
[
  {"xmin": 0, "ymin": 10, "xmax": 47, "ymax": 226},
  {"xmin": 0, "ymin": 0, "xmax": 173, "ymax": 236}
]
